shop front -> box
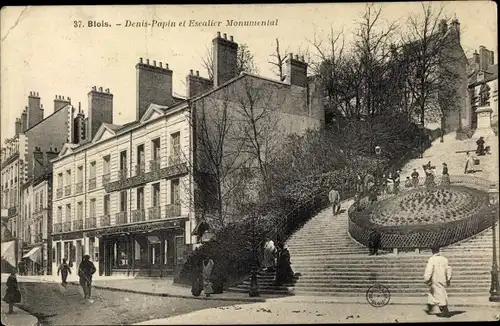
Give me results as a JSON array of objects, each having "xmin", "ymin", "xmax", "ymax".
[{"xmin": 88, "ymin": 218, "xmax": 188, "ymax": 278}]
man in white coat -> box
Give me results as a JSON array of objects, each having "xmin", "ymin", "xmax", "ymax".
[{"xmin": 424, "ymin": 247, "xmax": 452, "ymax": 317}]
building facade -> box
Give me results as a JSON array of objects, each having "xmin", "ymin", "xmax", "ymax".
[{"xmin": 50, "ymin": 32, "xmax": 324, "ymax": 279}]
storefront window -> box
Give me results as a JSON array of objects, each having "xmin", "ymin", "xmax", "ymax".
[{"xmin": 114, "ymin": 240, "xmax": 129, "ymax": 268}]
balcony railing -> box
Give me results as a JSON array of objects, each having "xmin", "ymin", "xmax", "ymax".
[
  {"xmin": 85, "ymin": 217, "xmax": 96, "ymax": 229},
  {"xmin": 168, "ymin": 155, "xmax": 182, "ymax": 166},
  {"xmin": 148, "ymin": 206, "xmax": 161, "ymax": 220},
  {"xmin": 73, "ymin": 219, "xmax": 83, "ymax": 230},
  {"xmin": 165, "ymin": 203, "xmax": 181, "ymax": 218},
  {"xmin": 118, "ymin": 169, "xmax": 128, "ymax": 180},
  {"xmin": 88, "ymin": 178, "xmax": 96, "ymax": 190},
  {"xmin": 115, "ymin": 211, "xmax": 128, "ymax": 225},
  {"xmin": 102, "ymin": 173, "xmax": 111, "ymax": 185},
  {"xmin": 100, "ymin": 215, "xmax": 110, "ymax": 227},
  {"xmin": 132, "ymin": 209, "xmax": 146, "ymax": 222},
  {"xmin": 75, "ymin": 182, "xmax": 83, "ymax": 194},
  {"xmin": 64, "ymin": 185, "xmax": 71, "ymax": 196},
  {"xmin": 62, "ymin": 221, "xmax": 71, "ymax": 232},
  {"xmin": 56, "ymin": 188, "xmax": 63, "ymax": 199},
  {"xmin": 135, "ymin": 163, "xmax": 145, "ymax": 176},
  {"xmin": 53, "ymin": 223, "xmax": 62, "ymax": 233},
  {"xmin": 150, "ymin": 159, "xmax": 161, "ymax": 172}
]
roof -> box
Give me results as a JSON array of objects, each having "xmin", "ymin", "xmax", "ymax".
[{"xmin": 468, "ymin": 64, "xmax": 498, "ymax": 87}]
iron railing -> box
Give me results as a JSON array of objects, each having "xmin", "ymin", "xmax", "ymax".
[
  {"xmin": 62, "ymin": 221, "xmax": 71, "ymax": 232},
  {"xmin": 118, "ymin": 169, "xmax": 128, "ymax": 180},
  {"xmin": 64, "ymin": 185, "xmax": 71, "ymax": 196},
  {"xmin": 75, "ymin": 182, "xmax": 83, "ymax": 194},
  {"xmin": 132, "ymin": 209, "xmax": 146, "ymax": 222},
  {"xmin": 150, "ymin": 159, "xmax": 161, "ymax": 171},
  {"xmin": 88, "ymin": 178, "xmax": 96, "ymax": 190},
  {"xmin": 53, "ymin": 223, "xmax": 62, "ymax": 233},
  {"xmin": 136, "ymin": 163, "xmax": 145, "ymax": 176},
  {"xmin": 100, "ymin": 215, "xmax": 110, "ymax": 227},
  {"xmin": 56, "ymin": 188, "xmax": 63, "ymax": 198},
  {"xmin": 115, "ymin": 211, "xmax": 128, "ymax": 225},
  {"xmin": 166, "ymin": 203, "xmax": 181, "ymax": 218},
  {"xmin": 168, "ymin": 155, "xmax": 182, "ymax": 166},
  {"xmin": 73, "ymin": 219, "xmax": 83, "ymax": 230},
  {"xmin": 148, "ymin": 206, "xmax": 161, "ymax": 220},
  {"xmin": 85, "ymin": 217, "xmax": 96, "ymax": 229},
  {"xmin": 102, "ymin": 173, "xmax": 111, "ymax": 185}
]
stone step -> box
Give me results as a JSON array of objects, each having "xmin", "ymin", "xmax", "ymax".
[
  {"xmin": 291, "ymin": 267, "xmax": 491, "ymax": 273},
  {"xmin": 289, "ymin": 255, "xmax": 492, "ymax": 261},
  {"xmin": 241, "ymin": 279, "xmax": 490, "ymax": 287}
]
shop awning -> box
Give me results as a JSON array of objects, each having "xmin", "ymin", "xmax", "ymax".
[
  {"xmin": 22, "ymin": 246, "xmax": 42, "ymax": 264},
  {"xmin": 1, "ymin": 241, "xmax": 16, "ymax": 267}
]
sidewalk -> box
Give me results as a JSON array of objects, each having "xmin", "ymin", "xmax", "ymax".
[
  {"xmin": 0, "ymin": 300, "xmax": 38, "ymax": 326},
  {"xmin": 133, "ymin": 299, "xmax": 500, "ymax": 325},
  {"xmin": 5, "ymin": 274, "xmax": 500, "ymax": 307}
]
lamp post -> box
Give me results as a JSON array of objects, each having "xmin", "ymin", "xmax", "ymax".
[
  {"xmin": 375, "ymin": 146, "xmax": 381, "ymax": 190},
  {"xmin": 488, "ymin": 186, "xmax": 500, "ymax": 302},
  {"xmin": 249, "ymin": 211, "xmax": 260, "ymax": 297}
]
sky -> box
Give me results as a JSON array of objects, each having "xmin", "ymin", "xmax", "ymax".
[{"xmin": 0, "ymin": 2, "xmax": 497, "ymax": 141}]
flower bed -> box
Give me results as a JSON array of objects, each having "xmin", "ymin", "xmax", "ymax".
[{"xmin": 348, "ymin": 185, "xmax": 497, "ymax": 249}]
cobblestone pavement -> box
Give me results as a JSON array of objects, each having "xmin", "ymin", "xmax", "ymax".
[{"xmin": 1, "ymin": 281, "xmax": 244, "ymax": 325}]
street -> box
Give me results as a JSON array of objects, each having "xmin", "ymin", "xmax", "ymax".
[{"xmin": 1, "ymin": 281, "xmax": 243, "ymax": 325}]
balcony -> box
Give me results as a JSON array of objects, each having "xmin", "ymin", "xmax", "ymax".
[
  {"xmin": 7, "ymin": 206, "xmax": 16, "ymax": 217},
  {"xmin": 102, "ymin": 173, "xmax": 111, "ymax": 185},
  {"xmin": 88, "ymin": 178, "xmax": 96, "ymax": 190},
  {"xmin": 118, "ymin": 169, "xmax": 128, "ymax": 180},
  {"xmin": 100, "ymin": 215, "xmax": 110, "ymax": 227},
  {"xmin": 64, "ymin": 185, "xmax": 71, "ymax": 196},
  {"xmin": 56, "ymin": 188, "xmax": 63, "ymax": 198},
  {"xmin": 168, "ymin": 155, "xmax": 182, "ymax": 166},
  {"xmin": 53, "ymin": 223, "xmax": 62, "ymax": 233},
  {"xmin": 135, "ymin": 163, "xmax": 145, "ymax": 176},
  {"xmin": 150, "ymin": 159, "xmax": 161, "ymax": 172},
  {"xmin": 76, "ymin": 182, "xmax": 83, "ymax": 194},
  {"xmin": 73, "ymin": 219, "xmax": 83, "ymax": 230},
  {"xmin": 115, "ymin": 211, "xmax": 128, "ymax": 225},
  {"xmin": 148, "ymin": 206, "xmax": 161, "ymax": 220},
  {"xmin": 62, "ymin": 221, "xmax": 71, "ymax": 232},
  {"xmin": 165, "ymin": 203, "xmax": 181, "ymax": 218},
  {"xmin": 85, "ymin": 217, "xmax": 96, "ymax": 229},
  {"xmin": 132, "ymin": 209, "xmax": 146, "ymax": 222}
]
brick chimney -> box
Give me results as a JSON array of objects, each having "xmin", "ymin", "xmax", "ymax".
[
  {"xmin": 15, "ymin": 118, "xmax": 22, "ymax": 136},
  {"xmin": 73, "ymin": 103, "xmax": 86, "ymax": 144},
  {"xmin": 54, "ymin": 95, "xmax": 71, "ymax": 112},
  {"xmin": 284, "ymin": 53, "xmax": 308, "ymax": 87},
  {"xmin": 135, "ymin": 58, "xmax": 174, "ymax": 120},
  {"xmin": 479, "ymin": 46, "xmax": 494, "ymax": 71},
  {"xmin": 88, "ymin": 86, "xmax": 113, "ymax": 140},
  {"xmin": 449, "ymin": 18, "xmax": 460, "ymax": 42},
  {"xmin": 439, "ymin": 19, "xmax": 448, "ymax": 35},
  {"xmin": 186, "ymin": 70, "xmax": 213, "ymax": 98},
  {"xmin": 212, "ymin": 32, "xmax": 239, "ymax": 87},
  {"xmin": 21, "ymin": 107, "xmax": 28, "ymax": 132},
  {"xmin": 28, "ymin": 91, "xmax": 43, "ymax": 128}
]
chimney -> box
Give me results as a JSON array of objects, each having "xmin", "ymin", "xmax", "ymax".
[
  {"xmin": 439, "ymin": 19, "xmax": 448, "ymax": 35},
  {"xmin": 21, "ymin": 108, "xmax": 28, "ymax": 132},
  {"xmin": 54, "ymin": 95, "xmax": 71, "ymax": 112},
  {"xmin": 479, "ymin": 46, "xmax": 494, "ymax": 71},
  {"xmin": 212, "ymin": 31, "xmax": 239, "ymax": 87},
  {"xmin": 284, "ymin": 53, "xmax": 308, "ymax": 87},
  {"xmin": 186, "ymin": 70, "xmax": 213, "ymax": 98},
  {"xmin": 135, "ymin": 57, "xmax": 174, "ymax": 120},
  {"xmin": 28, "ymin": 91, "xmax": 43, "ymax": 128},
  {"xmin": 15, "ymin": 118, "xmax": 22, "ymax": 136},
  {"xmin": 73, "ymin": 109, "xmax": 86, "ymax": 144},
  {"xmin": 473, "ymin": 50, "xmax": 480, "ymax": 64},
  {"xmin": 88, "ymin": 86, "xmax": 113, "ymax": 139},
  {"xmin": 449, "ymin": 18, "xmax": 460, "ymax": 42}
]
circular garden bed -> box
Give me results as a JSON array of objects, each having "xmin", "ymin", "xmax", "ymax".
[{"xmin": 348, "ymin": 185, "xmax": 497, "ymax": 249}]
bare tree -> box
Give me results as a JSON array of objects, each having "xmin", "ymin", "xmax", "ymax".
[
  {"xmin": 202, "ymin": 43, "xmax": 258, "ymax": 81},
  {"xmin": 268, "ymin": 38, "xmax": 289, "ymax": 81}
]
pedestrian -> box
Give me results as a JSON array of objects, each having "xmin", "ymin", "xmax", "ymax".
[
  {"xmin": 441, "ymin": 163, "xmax": 450, "ymax": 186},
  {"xmin": 404, "ymin": 176, "xmax": 412, "ymax": 188},
  {"xmin": 328, "ymin": 187, "xmax": 341, "ymax": 216},
  {"xmin": 78, "ymin": 254, "xmax": 96, "ymax": 302},
  {"xmin": 191, "ymin": 254, "xmax": 203, "ymax": 297},
  {"xmin": 356, "ymin": 174, "xmax": 364, "ymax": 195},
  {"xmin": 368, "ymin": 184, "xmax": 378, "ymax": 204},
  {"xmin": 386, "ymin": 173, "xmax": 394, "ymax": 194},
  {"xmin": 411, "ymin": 169, "xmax": 420, "ymax": 187},
  {"xmin": 476, "ymin": 136, "xmax": 485, "ymax": 156},
  {"xmin": 202, "ymin": 257, "xmax": 215, "ymax": 298},
  {"xmin": 57, "ymin": 258, "xmax": 72, "ymax": 288},
  {"xmin": 393, "ymin": 169, "xmax": 401, "ymax": 193},
  {"xmin": 464, "ymin": 152, "xmax": 475, "ymax": 174},
  {"xmin": 275, "ymin": 242, "xmax": 294, "ymax": 286},
  {"xmin": 3, "ymin": 269, "xmax": 21, "ymax": 314},
  {"xmin": 262, "ymin": 239, "xmax": 277, "ymax": 272},
  {"xmin": 424, "ymin": 247, "xmax": 452, "ymax": 317},
  {"xmin": 368, "ymin": 230, "xmax": 381, "ymax": 256}
]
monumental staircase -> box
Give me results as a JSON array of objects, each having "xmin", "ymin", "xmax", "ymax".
[{"xmin": 229, "ymin": 130, "xmax": 499, "ymax": 297}]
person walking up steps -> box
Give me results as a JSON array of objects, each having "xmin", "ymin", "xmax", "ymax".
[
  {"xmin": 424, "ymin": 247, "xmax": 452, "ymax": 318},
  {"xmin": 329, "ymin": 187, "xmax": 341, "ymax": 216},
  {"xmin": 78, "ymin": 254, "xmax": 96, "ymax": 302}
]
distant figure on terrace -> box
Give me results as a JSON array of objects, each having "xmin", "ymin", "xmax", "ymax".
[
  {"xmin": 380, "ymin": 174, "xmax": 388, "ymax": 194},
  {"xmin": 423, "ymin": 161, "xmax": 432, "ymax": 171},
  {"xmin": 274, "ymin": 242, "xmax": 294, "ymax": 286},
  {"xmin": 476, "ymin": 136, "xmax": 486, "ymax": 156},
  {"xmin": 464, "ymin": 152, "xmax": 475, "ymax": 174},
  {"xmin": 368, "ymin": 230, "xmax": 381, "ymax": 256},
  {"xmin": 262, "ymin": 239, "xmax": 277, "ymax": 272},
  {"xmin": 393, "ymin": 170, "xmax": 401, "ymax": 193},
  {"xmin": 424, "ymin": 247, "xmax": 452, "ymax": 317},
  {"xmin": 411, "ymin": 169, "xmax": 420, "ymax": 187},
  {"xmin": 405, "ymin": 176, "xmax": 412, "ymax": 188},
  {"xmin": 364, "ymin": 173, "xmax": 375, "ymax": 193},
  {"xmin": 368, "ymin": 184, "xmax": 378, "ymax": 204},
  {"xmin": 356, "ymin": 174, "xmax": 364, "ymax": 195},
  {"xmin": 386, "ymin": 173, "xmax": 394, "ymax": 194},
  {"xmin": 441, "ymin": 163, "xmax": 450, "ymax": 186},
  {"xmin": 424, "ymin": 166, "xmax": 436, "ymax": 188},
  {"xmin": 329, "ymin": 188, "xmax": 341, "ymax": 216}
]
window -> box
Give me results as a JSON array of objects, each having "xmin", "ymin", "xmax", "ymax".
[
  {"xmin": 137, "ymin": 187, "xmax": 144, "ymax": 210},
  {"xmin": 137, "ymin": 144, "xmax": 145, "ymax": 165},
  {"xmin": 170, "ymin": 179, "xmax": 180, "ymax": 204},
  {"xmin": 77, "ymin": 201, "xmax": 83, "ymax": 220},
  {"xmin": 120, "ymin": 151, "xmax": 127, "ymax": 170},
  {"xmin": 65, "ymin": 169, "xmax": 71, "ymax": 185},
  {"xmin": 35, "ymin": 193, "xmax": 39, "ymax": 211},
  {"xmin": 89, "ymin": 161, "xmax": 96, "ymax": 179},
  {"xmin": 152, "ymin": 183, "xmax": 160, "ymax": 207},
  {"xmin": 40, "ymin": 190, "xmax": 43, "ymax": 209},
  {"xmin": 58, "ymin": 173, "xmax": 63, "ymax": 188},
  {"xmin": 65, "ymin": 204, "xmax": 71, "ymax": 221},
  {"xmin": 90, "ymin": 199, "xmax": 96, "ymax": 218},
  {"xmin": 152, "ymin": 138, "xmax": 161, "ymax": 160},
  {"xmin": 77, "ymin": 166, "xmax": 83, "ymax": 183},
  {"xmin": 170, "ymin": 132, "xmax": 180, "ymax": 156},
  {"xmin": 57, "ymin": 206, "xmax": 62, "ymax": 223},
  {"xmin": 120, "ymin": 191, "xmax": 127, "ymax": 212},
  {"xmin": 103, "ymin": 156, "xmax": 110, "ymax": 175},
  {"xmin": 103, "ymin": 195, "xmax": 110, "ymax": 215}
]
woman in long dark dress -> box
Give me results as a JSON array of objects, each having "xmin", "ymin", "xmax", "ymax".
[
  {"xmin": 3, "ymin": 270, "xmax": 21, "ymax": 313},
  {"xmin": 275, "ymin": 245, "xmax": 294, "ymax": 286}
]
